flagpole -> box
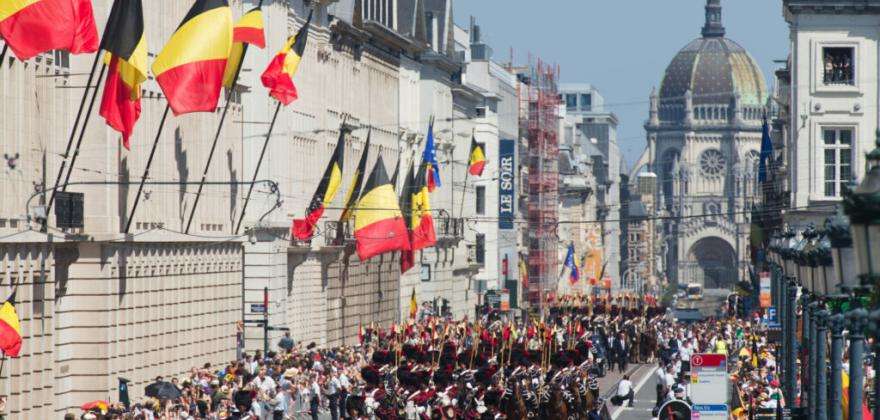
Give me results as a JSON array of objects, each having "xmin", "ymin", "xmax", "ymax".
[
  {"xmin": 125, "ymin": 105, "xmax": 171, "ymax": 233},
  {"xmin": 235, "ymin": 101, "xmax": 282, "ymax": 235},
  {"xmin": 186, "ymin": 0, "xmax": 265, "ymax": 234},
  {"xmin": 0, "ymin": 44, "xmax": 8, "ymax": 69},
  {"xmin": 457, "ymin": 128, "xmax": 475, "ymax": 218},
  {"xmin": 57, "ymin": 62, "xmax": 109, "ymax": 200},
  {"xmin": 47, "ymin": 53, "xmax": 106, "ymax": 215}
]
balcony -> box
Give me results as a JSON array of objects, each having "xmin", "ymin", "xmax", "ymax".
[
  {"xmin": 324, "ymin": 221, "xmax": 354, "ymax": 247},
  {"xmin": 436, "ymin": 216, "xmax": 465, "ymax": 247}
]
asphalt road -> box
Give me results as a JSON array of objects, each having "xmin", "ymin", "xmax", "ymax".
[{"xmin": 606, "ymin": 364, "xmax": 658, "ymax": 420}]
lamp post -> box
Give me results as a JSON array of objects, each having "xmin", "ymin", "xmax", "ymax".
[
  {"xmin": 806, "ymin": 299, "xmax": 818, "ymax": 417},
  {"xmin": 816, "ymin": 308, "xmax": 829, "ymax": 420},
  {"xmin": 841, "ymin": 129, "xmax": 880, "ymax": 420},
  {"xmin": 786, "ymin": 278, "xmax": 799, "ymax": 405},
  {"xmin": 829, "ymin": 312, "xmax": 845, "ymax": 420}
]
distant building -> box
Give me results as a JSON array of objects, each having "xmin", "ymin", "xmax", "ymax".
[
  {"xmin": 645, "ymin": 0, "xmax": 766, "ymax": 289},
  {"xmin": 558, "ymin": 84, "xmax": 625, "ymax": 288}
]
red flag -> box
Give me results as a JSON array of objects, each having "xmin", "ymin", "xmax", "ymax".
[{"xmin": 0, "ymin": 0, "xmax": 99, "ymax": 60}]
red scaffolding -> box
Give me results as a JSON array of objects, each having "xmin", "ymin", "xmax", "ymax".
[{"xmin": 516, "ymin": 59, "xmax": 559, "ymax": 311}]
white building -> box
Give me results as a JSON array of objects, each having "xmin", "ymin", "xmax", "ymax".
[
  {"xmin": 558, "ymin": 84, "xmax": 624, "ymax": 287},
  {"xmin": 455, "ymin": 18, "xmax": 522, "ymax": 310},
  {"xmin": 645, "ymin": 0, "xmax": 766, "ymax": 289},
  {"xmin": 782, "ymin": 0, "xmax": 880, "ymax": 228},
  {"xmin": 0, "ymin": 0, "xmax": 486, "ymax": 415}
]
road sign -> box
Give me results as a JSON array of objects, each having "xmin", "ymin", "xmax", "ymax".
[
  {"xmin": 690, "ymin": 354, "xmax": 728, "ymax": 406},
  {"xmin": 656, "ymin": 400, "xmax": 690, "ymax": 420},
  {"xmin": 692, "ymin": 404, "xmax": 728, "ymax": 420},
  {"xmin": 250, "ymin": 303, "xmax": 266, "ymax": 314}
]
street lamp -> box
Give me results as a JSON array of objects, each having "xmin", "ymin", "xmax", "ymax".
[
  {"xmin": 843, "ymin": 131, "xmax": 880, "ymax": 294},
  {"xmin": 825, "ymin": 208, "xmax": 856, "ymax": 291},
  {"xmin": 816, "ymin": 231, "xmax": 833, "ymax": 295},
  {"xmin": 781, "ymin": 229, "xmax": 798, "ymax": 278},
  {"xmin": 793, "ymin": 230, "xmax": 808, "ymax": 289},
  {"xmin": 801, "ymin": 224, "xmax": 819, "ymax": 293}
]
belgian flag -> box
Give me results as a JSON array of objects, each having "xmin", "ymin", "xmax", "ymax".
[
  {"xmin": 0, "ymin": 0, "xmax": 98, "ymax": 60},
  {"xmin": 399, "ymin": 161, "xmax": 416, "ymax": 273},
  {"xmin": 98, "ymin": 0, "xmax": 148, "ymax": 150},
  {"xmin": 292, "ymin": 127, "xmax": 345, "ymax": 240},
  {"xmin": 261, "ymin": 10, "xmax": 312, "ymax": 105},
  {"xmin": 354, "ymin": 156, "xmax": 410, "ymax": 261},
  {"xmin": 0, "ymin": 290, "xmax": 21, "ymax": 357},
  {"xmin": 339, "ymin": 130, "xmax": 371, "ymax": 222},
  {"xmin": 408, "ymin": 288, "xmax": 418, "ymax": 319},
  {"xmin": 222, "ymin": 7, "xmax": 265, "ymax": 89},
  {"xmin": 468, "ymin": 137, "xmax": 487, "ymax": 176},
  {"xmin": 410, "ymin": 162, "xmax": 436, "ymax": 251},
  {"xmin": 151, "ymin": 0, "xmax": 232, "ymax": 116}
]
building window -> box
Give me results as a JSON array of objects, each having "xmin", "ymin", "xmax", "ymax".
[
  {"xmin": 475, "ymin": 234, "xmax": 486, "ymax": 264},
  {"xmin": 699, "ymin": 149, "xmax": 726, "ymax": 178},
  {"xmin": 823, "ymin": 47, "xmax": 854, "ymax": 86},
  {"xmin": 566, "ymin": 94, "xmax": 577, "ymax": 110},
  {"xmin": 822, "ymin": 128, "xmax": 853, "ymax": 197},
  {"xmin": 580, "ymin": 94, "xmax": 592, "ymax": 111},
  {"xmin": 475, "ymin": 106, "xmax": 486, "ymax": 118},
  {"xmin": 475, "ymin": 186, "xmax": 485, "ymax": 215}
]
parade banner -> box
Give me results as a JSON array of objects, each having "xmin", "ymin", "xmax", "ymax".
[
  {"xmin": 759, "ymin": 271, "xmax": 771, "ymax": 308},
  {"xmin": 498, "ymin": 139, "xmax": 515, "ymax": 230}
]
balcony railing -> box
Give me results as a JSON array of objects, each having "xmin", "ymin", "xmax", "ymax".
[
  {"xmin": 324, "ymin": 221, "xmax": 353, "ymax": 247},
  {"xmin": 436, "ymin": 216, "xmax": 464, "ymax": 238}
]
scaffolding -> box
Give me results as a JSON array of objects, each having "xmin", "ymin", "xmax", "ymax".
[{"xmin": 516, "ymin": 59, "xmax": 559, "ymax": 311}]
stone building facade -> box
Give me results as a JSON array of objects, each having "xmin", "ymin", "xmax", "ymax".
[
  {"xmin": 0, "ymin": 0, "xmax": 498, "ymax": 416},
  {"xmin": 781, "ymin": 0, "xmax": 880, "ymax": 229},
  {"xmin": 646, "ymin": 0, "xmax": 766, "ymax": 289}
]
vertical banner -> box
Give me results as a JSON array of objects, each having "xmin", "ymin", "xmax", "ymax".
[
  {"xmin": 759, "ymin": 271, "xmax": 771, "ymax": 308},
  {"xmin": 498, "ymin": 139, "xmax": 515, "ymax": 230}
]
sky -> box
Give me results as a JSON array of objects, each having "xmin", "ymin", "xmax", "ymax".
[{"xmin": 453, "ymin": 0, "xmax": 789, "ymax": 169}]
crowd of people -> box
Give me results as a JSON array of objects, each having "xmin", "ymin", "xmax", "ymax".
[{"xmin": 71, "ymin": 296, "xmax": 667, "ymax": 420}]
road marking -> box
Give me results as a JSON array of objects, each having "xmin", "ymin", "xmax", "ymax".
[{"xmin": 610, "ymin": 364, "xmax": 653, "ymax": 420}]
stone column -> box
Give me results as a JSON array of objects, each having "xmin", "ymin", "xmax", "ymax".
[
  {"xmin": 785, "ymin": 279, "xmax": 799, "ymax": 403},
  {"xmin": 808, "ymin": 301, "xmax": 818, "ymax": 419}
]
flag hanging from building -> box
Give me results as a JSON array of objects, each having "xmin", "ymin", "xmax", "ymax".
[
  {"xmin": 292, "ymin": 127, "xmax": 345, "ymax": 240},
  {"xmin": 354, "ymin": 156, "xmax": 410, "ymax": 261},
  {"xmin": 339, "ymin": 130, "xmax": 371, "ymax": 222},
  {"xmin": 151, "ymin": 0, "xmax": 232, "ymax": 116},
  {"xmin": 399, "ymin": 161, "xmax": 416, "ymax": 273},
  {"xmin": 564, "ymin": 243, "xmax": 579, "ymax": 285},
  {"xmin": 0, "ymin": 290, "xmax": 21, "ymax": 357},
  {"xmin": 409, "ymin": 288, "xmax": 418, "ymax": 319},
  {"xmin": 222, "ymin": 7, "xmax": 265, "ymax": 88},
  {"xmin": 423, "ymin": 121, "xmax": 441, "ymax": 191},
  {"xmin": 757, "ymin": 116, "xmax": 773, "ymax": 183},
  {"xmin": 98, "ymin": 0, "xmax": 148, "ymax": 150},
  {"xmin": 468, "ymin": 137, "xmax": 487, "ymax": 176},
  {"xmin": 410, "ymin": 162, "xmax": 436, "ymax": 251},
  {"xmin": 0, "ymin": 0, "xmax": 98, "ymax": 60},
  {"xmin": 261, "ymin": 10, "xmax": 312, "ymax": 105}
]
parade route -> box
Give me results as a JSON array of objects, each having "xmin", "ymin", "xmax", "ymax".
[{"xmin": 606, "ymin": 363, "xmax": 657, "ymax": 420}]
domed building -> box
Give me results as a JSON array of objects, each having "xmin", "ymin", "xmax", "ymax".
[{"xmin": 644, "ymin": 0, "xmax": 767, "ymax": 288}]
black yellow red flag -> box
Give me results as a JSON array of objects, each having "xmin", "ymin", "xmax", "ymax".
[
  {"xmin": 99, "ymin": 0, "xmax": 148, "ymax": 149},
  {"xmin": 0, "ymin": 0, "xmax": 98, "ymax": 60},
  {"xmin": 354, "ymin": 156, "xmax": 410, "ymax": 261},
  {"xmin": 339, "ymin": 131, "xmax": 371, "ymax": 222},
  {"xmin": 292, "ymin": 127, "xmax": 345, "ymax": 240},
  {"xmin": 222, "ymin": 7, "xmax": 265, "ymax": 88},
  {"xmin": 0, "ymin": 290, "xmax": 21, "ymax": 357},
  {"xmin": 261, "ymin": 10, "xmax": 311, "ymax": 105},
  {"xmin": 399, "ymin": 161, "xmax": 416, "ymax": 273},
  {"xmin": 151, "ymin": 0, "xmax": 232, "ymax": 115},
  {"xmin": 468, "ymin": 137, "xmax": 487, "ymax": 176},
  {"xmin": 410, "ymin": 162, "xmax": 436, "ymax": 251}
]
